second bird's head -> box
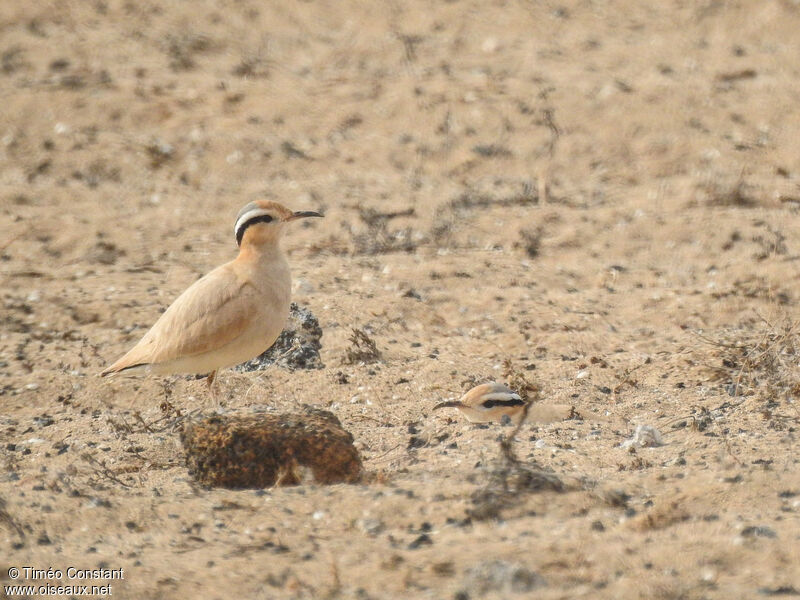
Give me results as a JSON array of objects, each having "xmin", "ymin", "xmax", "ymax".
[{"xmin": 234, "ymin": 200, "xmax": 323, "ymax": 247}]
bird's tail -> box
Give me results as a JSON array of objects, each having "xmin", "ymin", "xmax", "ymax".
[{"xmin": 100, "ymin": 357, "xmax": 147, "ymax": 377}]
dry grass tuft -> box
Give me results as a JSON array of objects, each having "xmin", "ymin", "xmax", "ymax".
[
  {"xmin": 345, "ymin": 205, "xmax": 422, "ymax": 255},
  {"xmin": 629, "ymin": 498, "xmax": 690, "ymax": 531},
  {"xmin": 696, "ymin": 313, "xmax": 800, "ymax": 405},
  {"xmin": 343, "ymin": 328, "xmax": 382, "ymax": 365},
  {"xmin": 699, "ymin": 174, "xmax": 760, "ymax": 208},
  {"xmin": 0, "ymin": 495, "xmax": 25, "ymax": 542},
  {"xmin": 163, "ymin": 32, "xmax": 213, "ymax": 71},
  {"xmin": 431, "ymin": 184, "xmax": 538, "ymax": 245},
  {"xmin": 515, "ymin": 226, "xmax": 544, "ymax": 258},
  {"xmin": 502, "ymin": 359, "xmax": 541, "ymax": 404}
]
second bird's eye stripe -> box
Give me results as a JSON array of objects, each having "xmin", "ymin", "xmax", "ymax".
[{"xmin": 481, "ymin": 398, "xmax": 526, "ymax": 408}]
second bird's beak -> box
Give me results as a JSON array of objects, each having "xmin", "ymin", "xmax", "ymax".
[
  {"xmin": 432, "ymin": 401, "xmax": 463, "ymax": 411},
  {"xmin": 287, "ymin": 210, "xmax": 324, "ymax": 221}
]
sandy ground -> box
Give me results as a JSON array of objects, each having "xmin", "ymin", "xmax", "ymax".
[{"xmin": 2, "ymin": 1, "xmax": 800, "ymax": 598}]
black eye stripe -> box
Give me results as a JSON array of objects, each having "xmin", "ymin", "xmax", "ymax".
[
  {"xmin": 481, "ymin": 398, "xmax": 525, "ymax": 408},
  {"xmin": 236, "ymin": 214, "xmax": 274, "ymax": 246}
]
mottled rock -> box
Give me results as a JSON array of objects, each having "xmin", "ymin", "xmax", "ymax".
[
  {"xmin": 235, "ymin": 303, "xmax": 323, "ymax": 372},
  {"xmin": 181, "ymin": 407, "xmax": 361, "ymax": 488}
]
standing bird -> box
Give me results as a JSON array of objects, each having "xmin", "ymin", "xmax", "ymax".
[
  {"xmin": 101, "ymin": 201, "xmax": 322, "ymax": 394},
  {"xmin": 432, "ymin": 382, "xmax": 528, "ymax": 424}
]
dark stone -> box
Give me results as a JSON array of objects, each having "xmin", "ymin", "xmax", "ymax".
[
  {"xmin": 408, "ymin": 534, "xmax": 433, "ymax": 549},
  {"xmin": 741, "ymin": 525, "xmax": 777, "ymax": 539},
  {"xmin": 235, "ymin": 303, "xmax": 323, "ymax": 372}
]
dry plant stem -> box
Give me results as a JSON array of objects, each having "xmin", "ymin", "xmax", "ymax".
[
  {"xmin": 500, "ymin": 401, "xmax": 531, "ymax": 464},
  {"xmin": 695, "ymin": 311, "xmax": 800, "ymax": 400},
  {"xmin": 81, "ymin": 453, "xmax": 132, "ymax": 488},
  {"xmin": 344, "ymin": 328, "xmax": 381, "ymax": 364},
  {"xmin": 0, "ymin": 498, "xmax": 25, "ymax": 539},
  {"xmin": 369, "ymin": 443, "xmax": 402, "ymax": 462},
  {"xmin": 0, "ymin": 232, "xmax": 24, "ymax": 252},
  {"xmin": 613, "ymin": 361, "xmax": 645, "ymax": 394}
]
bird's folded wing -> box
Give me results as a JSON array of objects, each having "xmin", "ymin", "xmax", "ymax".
[{"xmin": 124, "ymin": 266, "xmax": 261, "ymax": 366}]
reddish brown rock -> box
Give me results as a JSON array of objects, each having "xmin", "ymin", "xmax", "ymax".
[{"xmin": 181, "ymin": 407, "xmax": 362, "ymax": 488}]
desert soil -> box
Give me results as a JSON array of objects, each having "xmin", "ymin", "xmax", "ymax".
[{"xmin": 2, "ymin": 1, "xmax": 800, "ymax": 598}]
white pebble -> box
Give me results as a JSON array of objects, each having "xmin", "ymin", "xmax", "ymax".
[{"xmin": 621, "ymin": 425, "xmax": 664, "ymax": 449}]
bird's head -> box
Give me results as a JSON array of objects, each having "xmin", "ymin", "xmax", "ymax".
[
  {"xmin": 234, "ymin": 200, "xmax": 323, "ymax": 248},
  {"xmin": 432, "ymin": 382, "xmax": 526, "ymax": 423}
]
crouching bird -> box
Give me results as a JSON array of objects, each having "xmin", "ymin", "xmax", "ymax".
[
  {"xmin": 100, "ymin": 200, "xmax": 322, "ymax": 396},
  {"xmin": 433, "ymin": 382, "xmax": 528, "ymax": 424}
]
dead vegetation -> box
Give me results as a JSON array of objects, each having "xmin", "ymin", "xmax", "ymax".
[
  {"xmin": 338, "ymin": 186, "xmax": 546, "ymax": 256},
  {"xmin": 145, "ymin": 139, "xmax": 175, "ymax": 169},
  {"xmin": 431, "ymin": 183, "xmax": 538, "ymax": 244},
  {"xmin": 468, "ymin": 362, "xmax": 564, "ymax": 521},
  {"xmin": 0, "ymin": 495, "xmax": 25, "ymax": 542},
  {"xmin": 694, "ymin": 313, "xmax": 800, "ymax": 419},
  {"xmin": 514, "ymin": 226, "xmax": 544, "ymax": 258},
  {"xmin": 699, "ymin": 173, "xmax": 761, "ymax": 208},
  {"xmin": 343, "ymin": 328, "xmax": 382, "ymax": 365},
  {"xmin": 163, "ymin": 32, "xmax": 213, "ymax": 71},
  {"xmin": 344, "ymin": 205, "xmax": 422, "ymax": 255},
  {"xmin": 710, "ymin": 276, "xmax": 791, "ymax": 305}
]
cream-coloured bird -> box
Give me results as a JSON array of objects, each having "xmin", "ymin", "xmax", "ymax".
[
  {"xmin": 433, "ymin": 382, "xmax": 528, "ymax": 424},
  {"xmin": 101, "ymin": 200, "xmax": 322, "ymax": 393}
]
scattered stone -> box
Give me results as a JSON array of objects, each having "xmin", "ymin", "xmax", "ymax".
[
  {"xmin": 432, "ymin": 561, "xmax": 455, "ymax": 576},
  {"xmin": 85, "ymin": 240, "xmax": 125, "ymax": 266},
  {"xmin": 145, "ymin": 139, "xmax": 174, "ymax": 169},
  {"xmin": 472, "ymin": 144, "xmax": 513, "ymax": 158},
  {"xmin": 408, "ymin": 533, "xmax": 433, "ymax": 549},
  {"xmin": 741, "ymin": 525, "xmax": 777, "ymax": 539},
  {"xmin": 621, "ymin": 425, "xmax": 664, "ymax": 449},
  {"xmin": 758, "ymin": 585, "xmax": 800, "ymax": 596},
  {"xmin": 407, "ymin": 436, "xmax": 426, "ymax": 450},
  {"xmin": 181, "ymin": 407, "xmax": 362, "ymax": 488},
  {"xmin": 235, "ymin": 303, "xmax": 324, "ymax": 372},
  {"xmin": 34, "ymin": 414, "xmax": 54, "ymax": 427},
  {"xmin": 357, "ymin": 518, "xmax": 385, "ymax": 536},
  {"xmin": 464, "ymin": 560, "xmax": 546, "ymax": 594}
]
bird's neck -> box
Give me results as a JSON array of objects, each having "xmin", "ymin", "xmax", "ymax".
[
  {"xmin": 237, "ymin": 240, "xmax": 285, "ymax": 264},
  {"xmin": 237, "ymin": 240, "xmax": 290, "ymax": 280}
]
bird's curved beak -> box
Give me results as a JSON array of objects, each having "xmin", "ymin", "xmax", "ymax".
[
  {"xmin": 287, "ymin": 210, "xmax": 324, "ymax": 221},
  {"xmin": 432, "ymin": 401, "xmax": 463, "ymax": 411}
]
